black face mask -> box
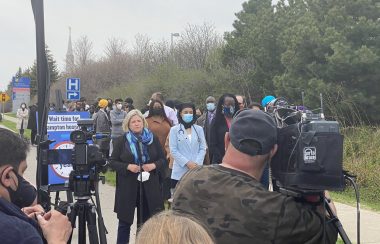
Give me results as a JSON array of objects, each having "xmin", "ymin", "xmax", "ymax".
[
  {"xmin": 151, "ymin": 108, "xmax": 163, "ymax": 116},
  {"xmin": 1, "ymin": 170, "xmax": 37, "ymax": 208}
]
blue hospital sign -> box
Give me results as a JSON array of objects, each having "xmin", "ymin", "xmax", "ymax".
[{"xmin": 66, "ymin": 78, "xmax": 80, "ymax": 91}]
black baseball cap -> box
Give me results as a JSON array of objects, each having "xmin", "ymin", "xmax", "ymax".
[{"xmin": 230, "ymin": 109, "xmax": 277, "ymax": 156}]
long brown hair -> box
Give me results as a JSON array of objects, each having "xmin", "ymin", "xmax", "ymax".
[
  {"xmin": 136, "ymin": 210, "xmax": 215, "ymax": 244},
  {"xmin": 146, "ymin": 99, "xmax": 171, "ymax": 126}
]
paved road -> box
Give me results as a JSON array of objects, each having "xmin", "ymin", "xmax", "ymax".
[{"xmin": 2, "ymin": 117, "xmax": 380, "ymax": 243}]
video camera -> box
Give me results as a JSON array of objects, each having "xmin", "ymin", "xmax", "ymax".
[
  {"xmin": 41, "ymin": 118, "xmax": 109, "ymax": 244},
  {"xmin": 68, "ymin": 119, "xmax": 109, "ymax": 198},
  {"xmin": 269, "ymin": 96, "xmax": 345, "ymax": 192}
]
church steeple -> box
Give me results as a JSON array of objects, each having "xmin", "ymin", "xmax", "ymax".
[{"xmin": 65, "ymin": 27, "xmax": 74, "ymax": 72}]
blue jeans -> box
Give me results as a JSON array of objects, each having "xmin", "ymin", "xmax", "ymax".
[{"xmin": 117, "ymin": 220, "xmax": 131, "ymax": 244}]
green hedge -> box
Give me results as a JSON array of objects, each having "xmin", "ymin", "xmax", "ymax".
[{"xmin": 336, "ymin": 127, "xmax": 380, "ymax": 210}]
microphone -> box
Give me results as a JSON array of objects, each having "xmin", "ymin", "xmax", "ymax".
[{"xmin": 137, "ymin": 135, "xmax": 144, "ymax": 164}]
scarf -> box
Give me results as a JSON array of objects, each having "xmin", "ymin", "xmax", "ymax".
[{"xmin": 126, "ymin": 128, "xmax": 153, "ymax": 165}]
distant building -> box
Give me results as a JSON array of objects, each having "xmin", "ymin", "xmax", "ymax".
[{"xmin": 65, "ymin": 27, "xmax": 75, "ymax": 73}]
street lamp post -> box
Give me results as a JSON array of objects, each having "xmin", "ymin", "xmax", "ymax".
[{"xmin": 170, "ymin": 32, "xmax": 180, "ymax": 53}]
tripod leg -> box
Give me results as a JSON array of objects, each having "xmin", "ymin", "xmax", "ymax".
[
  {"xmin": 325, "ymin": 198, "xmax": 352, "ymax": 244},
  {"xmin": 94, "ymin": 181, "xmax": 107, "ymax": 244},
  {"xmin": 67, "ymin": 204, "xmax": 77, "ymax": 244},
  {"xmin": 78, "ymin": 204, "xmax": 87, "ymax": 244},
  {"xmin": 86, "ymin": 204, "xmax": 100, "ymax": 244}
]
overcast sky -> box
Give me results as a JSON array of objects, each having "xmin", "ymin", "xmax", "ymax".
[{"xmin": 0, "ymin": 0, "xmax": 277, "ymax": 91}]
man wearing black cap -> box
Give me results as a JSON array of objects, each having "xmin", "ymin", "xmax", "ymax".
[{"xmin": 172, "ymin": 109, "xmax": 338, "ymax": 244}]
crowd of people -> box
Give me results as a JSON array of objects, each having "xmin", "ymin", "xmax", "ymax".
[{"xmin": 0, "ymin": 92, "xmax": 339, "ymax": 244}]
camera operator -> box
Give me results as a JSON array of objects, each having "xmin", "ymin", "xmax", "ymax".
[
  {"xmin": 0, "ymin": 128, "xmax": 72, "ymax": 244},
  {"xmin": 172, "ymin": 110, "xmax": 338, "ymax": 244}
]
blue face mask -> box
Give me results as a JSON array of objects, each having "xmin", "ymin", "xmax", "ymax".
[
  {"xmin": 182, "ymin": 114, "xmax": 193, "ymax": 123},
  {"xmin": 223, "ymin": 106, "xmax": 235, "ymax": 117},
  {"xmin": 206, "ymin": 103, "xmax": 215, "ymax": 111}
]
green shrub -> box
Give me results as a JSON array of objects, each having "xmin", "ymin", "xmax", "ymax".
[{"xmin": 341, "ymin": 127, "xmax": 380, "ymax": 204}]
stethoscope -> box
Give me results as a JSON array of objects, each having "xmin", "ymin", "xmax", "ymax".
[{"xmin": 178, "ymin": 124, "xmax": 201, "ymax": 143}]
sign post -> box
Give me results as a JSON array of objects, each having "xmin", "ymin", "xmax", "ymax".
[{"xmin": 0, "ymin": 92, "xmax": 10, "ymax": 117}]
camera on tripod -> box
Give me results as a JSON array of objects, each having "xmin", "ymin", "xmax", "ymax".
[
  {"xmin": 40, "ymin": 118, "xmax": 110, "ymax": 244},
  {"xmin": 269, "ymin": 96, "xmax": 345, "ymax": 192}
]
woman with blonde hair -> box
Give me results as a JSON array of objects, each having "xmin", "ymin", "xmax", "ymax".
[
  {"xmin": 136, "ymin": 210, "xmax": 215, "ymax": 244},
  {"xmin": 110, "ymin": 109, "xmax": 166, "ymax": 244}
]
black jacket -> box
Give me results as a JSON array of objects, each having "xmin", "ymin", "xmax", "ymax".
[
  {"xmin": 110, "ymin": 134, "xmax": 166, "ymax": 223},
  {"xmin": 0, "ymin": 198, "xmax": 43, "ymax": 244},
  {"xmin": 209, "ymin": 117, "xmax": 229, "ymax": 164},
  {"xmin": 27, "ymin": 105, "xmax": 37, "ymax": 130}
]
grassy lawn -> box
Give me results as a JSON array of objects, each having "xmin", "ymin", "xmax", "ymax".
[
  {"xmin": 331, "ymin": 188, "xmax": 380, "ymax": 212},
  {"xmin": 0, "ymin": 119, "xmax": 31, "ymax": 139},
  {"xmin": 102, "ymin": 170, "xmax": 116, "ymax": 186},
  {"xmin": 5, "ymin": 112, "xmax": 17, "ymax": 118}
]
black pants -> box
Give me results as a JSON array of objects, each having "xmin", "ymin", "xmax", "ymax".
[
  {"xmin": 116, "ymin": 185, "xmax": 150, "ymax": 244},
  {"xmin": 31, "ymin": 130, "xmax": 37, "ymax": 144},
  {"xmin": 19, "ymin": 129, "xmax": 24, "ymax": 137}
]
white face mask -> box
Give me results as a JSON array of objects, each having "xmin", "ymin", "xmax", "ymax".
[
  {"xmin": 21, "ymin": 105, "xmax": 26, "ymax": 109},
  {"xmin": 116, "ymin": 104, "xmax": 123, "ymax": 110}
]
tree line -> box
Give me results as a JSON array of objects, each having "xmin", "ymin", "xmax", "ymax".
[{"xmin": 12, "ymin": 0, "xmax": 380, "ymax": 125}]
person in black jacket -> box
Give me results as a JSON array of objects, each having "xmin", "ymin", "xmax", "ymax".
[
  {"xmin": 27, "ymin": 104, "xmax": 38, "ymax": 146},
  {"xmin": 110, "ymin": 109, "xmax": 166, "ymax": 244},
  {"xmin": 209, "ymin": 94, "xmax": 239, "ymax": 164}
]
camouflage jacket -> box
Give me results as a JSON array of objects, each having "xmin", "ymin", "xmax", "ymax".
[{"xmin": 172, "ymin": 165, "xmax": 338, "ymax": 244}]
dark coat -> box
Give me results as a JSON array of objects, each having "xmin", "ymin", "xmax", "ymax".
[
  {"xmin": 27, "ymin": 105, "xmax": 37, "ymax": 130},
  {"xmin": 209, "ymin": 117, "xmax": 229, "ymax": 164},
  {"xmin": 110, "ymin": 134, "xmax": 165, "ymax": 224},
  {"xmin": 196, "ymin": 111, "xmax": 215, "ymax": 145}
]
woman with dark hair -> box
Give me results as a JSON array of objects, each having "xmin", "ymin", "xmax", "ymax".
[
  {"xmin": 16, "ymin": 102, "xmax": 29, "ymax": 138},
  {"xmin": 209, "ymin": 94, "xmax": 239, "ymax": 164},
  {"xmin": 146, "ymin": 99, "xmax": 172, "ymax": 147},
  {"xmin": 169, "ymin": 103, "xmax": 207, "ymax": 189},
  {"xmin": 146, "ymin": 100, "xmax": 172, "ymax": 200}
]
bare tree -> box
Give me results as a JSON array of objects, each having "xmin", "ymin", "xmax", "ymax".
[
  {"xmin": 104, "ymin": 37, "xmax": 127, "ymax": 59},
  {"xmin": 174, "ymin": 23, "xmax": 223, "ymax": 69},
  {"xmin": 74, "ymin": 35, "xmax": 94, "ymax": 67}
]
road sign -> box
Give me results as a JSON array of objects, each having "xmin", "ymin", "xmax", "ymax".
[
  {"xmin": 1, "ymin": 93, "xmax": 10, "ymax": 102},
  {"xmin": 66, "ymin": 78, "xmax": 80, "ymax": 92},
  {"xmin": 67, "ymin": 91, "xmax": 80, "ymax": 100},
  {"xmin": 66, "ymin": 78, "xmax": 80, "ymax": 101}
]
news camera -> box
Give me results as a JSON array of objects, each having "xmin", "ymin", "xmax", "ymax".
[
  {"xmin": 68, "ymin": 118, "xmax": 109, "ymax": 198},
  {"xmin": 268, "ymin": 96, "xmax": 345, "ymax": 192},
  {"xmin": 267, "ymin": 95, "xmax": 356, "ymax": 244},
  {"xmin": 41, "ymin": 118, "xmax": 109, "ymax": 244},
  {"xmin": 67, "ymin": 118, "xmax": 109, "ymax": 244}
]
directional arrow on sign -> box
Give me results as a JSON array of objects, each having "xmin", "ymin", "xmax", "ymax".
[{"xmin": 67, "ymin": 91, "xmax": 80, "ymax": 100}]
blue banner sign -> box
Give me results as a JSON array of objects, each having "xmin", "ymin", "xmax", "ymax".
[{"xmin": 47, "ymin": 111, "xmax": 90, "ymax": 185}]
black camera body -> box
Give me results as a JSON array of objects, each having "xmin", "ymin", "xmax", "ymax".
[
  {"xmin": 270, "ymin": 100, "xmax": 345, "ymax": 191},
  {"xmin": 68, "ymin": 119, "xmax": 108, "ymax": 198}
]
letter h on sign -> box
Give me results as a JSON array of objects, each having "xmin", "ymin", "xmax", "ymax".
[{"xmin": 66, "ymin": 78, "xmax": 80, "ymax": 92}]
